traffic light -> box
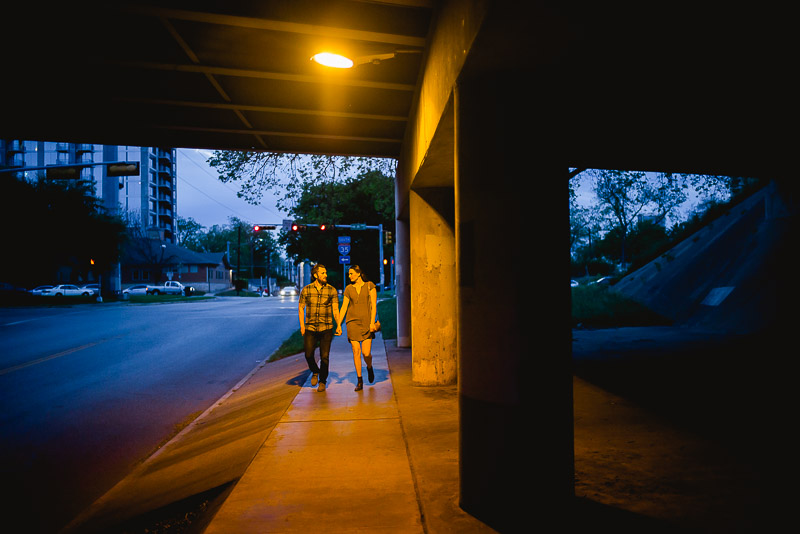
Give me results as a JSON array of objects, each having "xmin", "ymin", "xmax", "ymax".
[
  {"xmin": 253, "ymin": 224, "xmax": 276, "ymax": 232},
  {"xmin": 385, "ymin": 230, "xmax": 393, "ymax": 245},
  {"xmin": 288, "ymin": 222, "xmax": 330, "ymax": 231}
]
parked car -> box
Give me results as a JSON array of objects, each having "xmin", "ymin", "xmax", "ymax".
[
  {"xmin": 29, "ymin": 285, "xmax": 54, "ymax": 296},
  {"xmin": 122, "ymin": 284, "xmax": 152, "ymax": 295},
  {"xmin": 279, "ymin": 286, "xmax": 299, "ymax": 296},
  {"xmin": 42, "ymin": 284, "xmax": 90, "ymax": 297},
  {"xmin": 81, "ymin": 283, "xmax": 100, "ymax": 296},
  {"xmin": 147, "ymin": 280, "xmax": 194, "ymax": 296}
]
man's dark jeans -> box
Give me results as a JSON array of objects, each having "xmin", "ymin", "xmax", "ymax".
[{"xmin": 303, "ymin": 328, "xmax": 333, "ymax": 384}]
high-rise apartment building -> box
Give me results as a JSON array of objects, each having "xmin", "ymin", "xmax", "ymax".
[{"xmin": 1, "ymin": 140, "xmax": 178, "ymax": 243}]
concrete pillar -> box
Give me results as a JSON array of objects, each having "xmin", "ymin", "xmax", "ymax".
[
  {"xmin": 454, "ymin": 74, "xmax": 574, "ymax": 529},
  {"xmin": 409, "ymin": 188, "xmax": 458, "ymax": 385}
]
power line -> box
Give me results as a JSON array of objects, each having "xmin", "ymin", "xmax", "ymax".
[{"xmin": 176, "ymin": 149, "xmax": 284, "ymax": 223}]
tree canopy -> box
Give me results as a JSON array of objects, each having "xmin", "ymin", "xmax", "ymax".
[
  {"xmin": 1, "ymin": 174, "xmax": 126, "ymax": 287},
  {"xmin": 205, "ymin": 150, "xmax": 396, "ymax": 287},
  {"xmin": 569, "ymin": 169, "xmax": 752, "ymax": 277},
  {"xmin": 206, "ymin": 151, "xmax": 396, "ymax": 212},
  {"xmin": 176, "ymin": 215, "xmax": 283, "ymax": 280},
  {"xmin": 279, "ymin": 170, "xmax": 395, "ymax": 288}
]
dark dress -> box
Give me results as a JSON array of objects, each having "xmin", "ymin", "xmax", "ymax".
[{"xmin": 344, "ymin": 281, "xmax": 376, "ymax": 342}]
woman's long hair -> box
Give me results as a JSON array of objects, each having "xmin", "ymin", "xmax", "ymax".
[{"xmin": 349, "ymin": 265, "xmax": 369, "ymax": 283}]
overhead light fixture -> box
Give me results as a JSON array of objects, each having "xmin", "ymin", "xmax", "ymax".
[
  {"xmin": 311, "ymin": 52, "xmax": 354, "ymax": 69},
  {"xmin": 311, "ymin": 49, "xmax": 420, "ymax": 69}
]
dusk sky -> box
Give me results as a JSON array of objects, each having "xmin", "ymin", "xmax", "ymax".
[{"xmin": 176, "ymin": 148, "xmax": 288, "ymax": 229}]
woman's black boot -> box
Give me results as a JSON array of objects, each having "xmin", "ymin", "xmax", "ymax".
[
  {"xmin": 354, "ymin": 376, "xmax": 363, "ymax": 391},
  {"xmin": 367, "ymin": 366, "xmax": 375, "ymax": 383}
]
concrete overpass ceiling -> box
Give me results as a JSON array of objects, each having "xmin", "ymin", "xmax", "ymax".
[
  {"xmin": 1, "ymin": 1, "xmax": 435, "ymax": 158},
  {"xmin": 1, "ymin": 2, "xmax": 794, "ymax": 180}
]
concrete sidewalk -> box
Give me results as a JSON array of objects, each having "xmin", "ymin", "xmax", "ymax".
[
  {"xmin": 63, "ymin": 330, "xmax": 494, "ymax": 533},
  {"xmin": 203, "ymin": 330, "xmax": 494, "ymax": 533},
  {"xmin": 64, "ymin": 326, "xmax": 776, "ymax": 533}
]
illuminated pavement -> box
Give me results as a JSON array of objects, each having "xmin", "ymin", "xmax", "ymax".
[
  {"xmin": 64, "ymin": 326, "xmax": 775, "ymax": 533},
  {"xmin": 203, "ymin": 331, "xmax": 434, "ymax": 533},
  {"xmin": 64, "ymin": 330, "xmax": 493, "ymax": 533}
]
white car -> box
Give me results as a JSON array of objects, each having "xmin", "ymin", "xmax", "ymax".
[
  {"xmin": 42, "ymin": 284, "xmax": 88, "ymax": 297},
  {"xmin": 279, "ymin": 286, "xmax": 299, "ymax": 296},
  {"xmin": 123, "ymin": 284, "xmax": 151, "ymax": 295},
  {"xmin": 81, "ymin": 283, "xmax": 100, "ymax": 296}
]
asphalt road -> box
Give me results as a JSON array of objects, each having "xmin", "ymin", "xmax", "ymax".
[{"xmin": 0, "ymin": 296, "xmax": 300, "ymax": 533}]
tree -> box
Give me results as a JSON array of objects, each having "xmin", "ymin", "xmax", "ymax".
[
  {"xmin": 0, "ymin": 174, "xmax": 126, "ymax": 287},
  {"xmin": 280, "ymin": 171, "xmax": 395, "ymax": 286},
  {"xmin": 252, "ymin": 228, "xmax": 282, "ymax": 280},
  {"xmin": 197, "ymin": 223, "xmax": 234, "ymax": 254},
  {"xmin": 570, "ymin": 194, "xmax": 603, "ymax": 258},
  {"xmin": 206, "ymin": 151, "xmax": 396, "ymax": 211},
  {"xmin": 184, "ymin": 217, "xmax": 281, "ymax": 282},
  {"xmin": 176, "ymin": 216, "xmax": 205, "ymax": 250},
  {"xmin": 571, "ymin": 170, "xmax": 748, "ymax": 278},
  {"xmin": 591, "ymin": 169, "xmax": 688, "ymax": 264}
]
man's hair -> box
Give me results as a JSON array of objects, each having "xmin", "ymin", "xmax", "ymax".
[{"xmin": 311, "ymin": 263, "xmax": 326, "ymax": 279}]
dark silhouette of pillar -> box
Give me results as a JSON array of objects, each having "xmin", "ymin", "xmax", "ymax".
[{"xmin": 454, "ymin": 72, "xmax": 574, "ymax": 530}]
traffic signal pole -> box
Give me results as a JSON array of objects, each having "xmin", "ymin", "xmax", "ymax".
[{"xmin": 286, "ymin": 222, "xmax": 387, "ymax": 290}]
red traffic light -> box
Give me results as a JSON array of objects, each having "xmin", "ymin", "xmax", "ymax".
[{"xmin": 253, "ymin": 224, "xmax": 276, "ymax": 232}]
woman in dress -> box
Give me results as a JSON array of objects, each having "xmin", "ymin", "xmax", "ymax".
[{"xmin": 337, "ymin": 265, "xmax": 378, "ymax": 391}]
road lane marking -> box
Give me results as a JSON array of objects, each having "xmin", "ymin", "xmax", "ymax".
[{"xmin": 0, "ymin": 338, "xmax": 113, "ymax": 376}]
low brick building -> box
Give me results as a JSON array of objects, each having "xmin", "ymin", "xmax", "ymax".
[{"xmin": 121, "ymin": 239, "xmax": 232, "ymax": 293}]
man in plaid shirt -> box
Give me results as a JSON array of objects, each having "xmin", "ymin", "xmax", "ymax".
[{"xmin": 298, "ymin": 264, "xmax": 341, "ymax": 392}]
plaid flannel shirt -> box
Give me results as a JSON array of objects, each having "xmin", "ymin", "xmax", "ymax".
[{"xmin": 300, "ymin": 282, "xmax": 338, "ymax": 332}]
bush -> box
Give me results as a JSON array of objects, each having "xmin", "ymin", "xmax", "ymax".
[
  {"xmin": 571, "ymin": 284, "xmax": 671, "ymax": 329},
  {"xmin": 571, "ymin": 257, "xmax": 615, "ymax": 278},
  {"xmin": 376, "ymin": 296, "xmax": 397, "ymax": 340}
]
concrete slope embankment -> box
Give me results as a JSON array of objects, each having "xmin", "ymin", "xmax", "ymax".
[{"xmin": 612, "ymin": 182, "xmax": 796, "ymax": 335}]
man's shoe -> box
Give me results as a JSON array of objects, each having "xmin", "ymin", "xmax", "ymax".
[
  {"xmin": 311, "ymin": 373, "xmax": 318, "ymax": 386},
  {"xmin": 367, "ymin": 366, "xmax": 374, "ymax": 384},
  {"xmin": 317, "ymin": 382, "xmax": 326, "ymax": 392}
]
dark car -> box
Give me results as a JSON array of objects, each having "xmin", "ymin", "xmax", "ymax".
[{"xmin": 1, "ymin": 282, "xmax": 30, "ymax": 301}]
